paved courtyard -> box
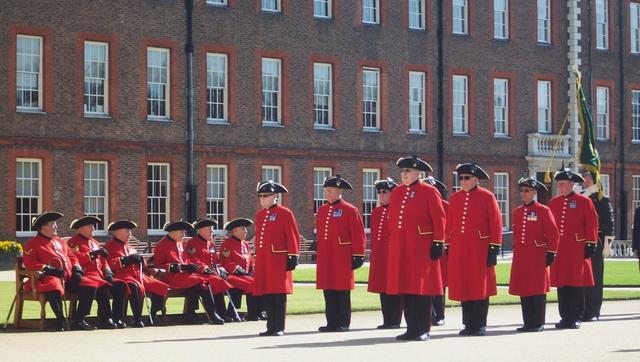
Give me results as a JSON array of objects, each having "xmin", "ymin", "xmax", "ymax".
[{"xmin": 1, "ymin": 300, "xmax": 638, "ymax": 361}]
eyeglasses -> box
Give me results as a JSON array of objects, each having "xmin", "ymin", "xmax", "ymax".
[
  {"xmin": 258, "ymin": 194, "xmax": 275, "ymax": 198},
  {"xmin": 377, "ymin": 190, "xmax": 389, "ymax": 194},
  {"xmin": 459, "ymin": 175, "xmax": 473, "ymax": 181}
]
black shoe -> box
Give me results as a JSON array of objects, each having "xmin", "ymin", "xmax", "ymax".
[
  {"xmin": 115, "ymin": 319, "xmax": 127, "ymax": 329},
  {"xmin": 131, "ymin": 320, "xmax": 145, "ymax": 328},
  {"xmin": 581, "ymin": 315, "xmax": 598, "ymax": 322},
  {"xmin": 55, "ymin": 318, "xmax": 66, "ymax": 331},
  {"xmin": 258, "ymin": 312, "xmax": 268, "ymax": 320},
  {"xmin": 396, "ymin": 331, "xmax": 416, "ymax": 341},
  {"xmin": 335, "ymin": 326, "xmax": 350, "ymax": 332},
  {"xmin": 458, "ymin": 328, "xmax": 472, "ymax": 336},
  {"xmin": 471, "ymin": 327, "xmax": 486, "ymax": 336},
  {"xmin": 318, "ymin": 326, "xmax": 336, "ymax": 332},
  {"xmin": 99, "ymin": 318, "xmax": 118, "ymax": 329},
  {"xmin": 377, "ymin": 324, "xmax": 401, "ymax": 329},
  {"xmin": 71, "ymin": 319, "xmax": 97, "ymax": 331},
  {"xmin": 517, "ymin": 326, "xmax": 544, "ymax": 332},
  {"xmin": 555, "ymin": 320, "xmax": 580, "ymax": 329},
  {"xmin": 259, "ymin": 330, "xmax": 284, "ymax": 336},
  {"xmin": 208, "ymin": 313, "xmax": 225, "ymax": 325},
  {"xmin": 431, "ymin": 319, "xmax": 445, "ymax": 326},
  {"xmin": 245, "ymin": 314, "xmax": 260, "ymax": 321},
  {"xmin": 414, "ymin": 332, "xmax": 430, "ymax": 341},
  {"xmin": 149, "ymin": 314, "xmax": 166, "ymax": 326}
]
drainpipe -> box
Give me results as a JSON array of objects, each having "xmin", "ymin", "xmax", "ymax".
[
  {"xmin": 185, "ymin": 0, "xmax": 197, "ymax": 222},
  {"xmin": 436, "ymin": 0, "xmax": 444, "ymax": 180},
  {"xmin": 616, "ymin": 0, "xmax": 627, "ymax": 238}
]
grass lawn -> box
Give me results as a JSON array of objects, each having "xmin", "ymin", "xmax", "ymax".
[{"xmin": 293, "ymin": 260, "xmax": 640, "ymax": 287}]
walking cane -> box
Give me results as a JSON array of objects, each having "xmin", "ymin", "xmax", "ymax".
[
  {"xmin": 214, "ymin": 265, "xmax": 241, "ymax": 320},
  {"xmin": 199, "ymin": 284, "xmax": 214, "ymax": 325},
  {"xmin": 139, "ymin": 262, "xmax": 153, "ymax": 326},
  {"xmin": 51, "ymin": 257, "xmax": 69, "ymax": 330},
  {"xmin": 3, "ymin": 275, "xmax": 30, "ymax": 331}
]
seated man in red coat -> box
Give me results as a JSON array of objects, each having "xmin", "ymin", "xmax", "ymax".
[
  {"xmin": 104, "ymin": 219, "xmax": 169, "ymax": 328},
  {"xmin": 67, "ymin": 216, "xmax": 117, "ymax": 329},
  {"xmin": 23, "ymin": 212, "xmax": 100, "ymax": 331},
  {"xmin": 509, "ymin": 177, "xmax": 559, "ymax": 332},
  {"xmin": 220, "ymin": 218, "xmax": 262, "ymax": 321},
  {"xmin": 153, "ymin": 220, "xmax": 225, "ymax": 324}
]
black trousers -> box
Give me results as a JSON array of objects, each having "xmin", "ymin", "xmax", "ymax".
[
  {"xmin": 323, "ymin": 290, "xmax": 351, "ymax": 329},
  {"xmin": 112, "ymin": 282, "xmax": 143, "ymax": 321},
  {"xmin": 263, "ymin": 293, "xmax": 287, "ymax": 332},
  {"xmin": 65, "ymin": 284, "xmax": 97, "ymax": 321},
  {"xmin": 403, "ymin": 294, "xmax": 432, "ymax": 335},
  {"xmin": 520, "ymin": 295, "xmax": 546, "ymax": 328},
  {"xmin": 431, "ymin": 287, "xmax": 446, "ymax": 321},
  {"xmin": 94, "ymin": 284, "xmax": 113, "ymax": 322},
  {"xmin": 461, "ymin": 299, "xmax": 489, "ymax": 330},
  {"xmin": 379, "ymin": 293, "xmax": 403, "ymax": 326},
  {"xmin": 557, "ymin": 286, "xmax": 585, "ymax": 323},
  {"xmin": 584, "ymin": 240, "xmax": 604, "ymax": 318}
]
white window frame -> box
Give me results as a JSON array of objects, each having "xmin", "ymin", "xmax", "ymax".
[
  {"xmin": 362, "ymin": 168, "xmax": 380, "ymax": 231},
  {"xmin": 452, "ymin": 171, "xmax": 461, "ymax": 193},
  {"xmin": 600, "ymin": 174, "xmax": 611, "ymax": 198},
  {"xmin": 409, "ymin": 71, "xmax": 426, "ymax": 133},
  {"xmin": 313, "ymin": 167, "xmax": 333, "ymax": 216},
  {"xmin": 261, "ymin": 0, "xmax": 281, "ymax": 12},
  {"xmin": 453, "ymin": 0, "xmax": 468, "ymax": 35},
  {"xmin": 206, "ymin": 53, "xmax": 228, "ymax": 124},
  {"xmin": 537, "ymin": 80, "xmax": 552, "ymax": 133},
  {"xmin": 314, "ymin": 63, "xmax": 333, "ymax": 128},
  {"xmin": 206, "ymin": 165, "xmax": 227, "ymax": 230},
  {"xmin": 147, "ymin": 47, "xmax": 170, "ymax": 120},
  {"xmin": 493, "ymin": 78, "xmax": 509, "ymax": 137},
  {"xmin": 16, "ymin": 35, "xmax": 43, "ymax": 112},
  {"xmin": 362, "ymin": 67, "xmax": 381, "ymax": 131},
  {"xmin": 15, "ymin": 158, "xmax": 42, "ymax": 236},
  {"xmin": 261, "ymin": 165, "xmax": 282, "ymax": 184},
  {"xmin": 147, "ymin": 163, "xmax": 170, "ymax": 234},
  {"xmin": 362, "ymin": 0, "xmax": 380, "ymax": 24},
  {"xmin": 494, "ymin": 0, "xmax": 509, "ymax": 39},
  {"xmin": 84, "ymin": 41, "xmax": 109, "ymax": 116},
  {"xmin": 206, "ymin": 0, "xmax": 227, "ymax": 5},
  {"xmin": 595, "ymin": 0, "xmax": 609, "ymax": 50},
  {"xmin": 632, "ymin": 90, "xmax": 640, "ymax": 142},
  {"xmin": 261, "ymin": 57, "xmax": 282, "ymax": 125},
  {"xmin": 596, "ymin": 86, "xmax": 610, "ymax": 140},
  {"xmin": 633, "ymin": 176, "xmax": 640, "ymax": 214},
  {"xmin": 537, "ymin": 0, "xmax": 551, "ymax": 44},
  {"xmin": 494, "ymin": 172, "xmax": 510, "ymax": 231},
  {"xmin": 452, "ymin": 75, "xmax": 468, "ymax": 134},
  {"xmin": 632, "ymin": 3, "xmax": 640, "ymax": 54},
  {"xmin": 83, "ymin": 161, "xmax": 108, "ymax": 234},
  {"xmin": 314, "ymin": 0, "xmax": 332, "ymax": 19},
  {"xmin": 409, "ymin": 0, "xmax": 426, "ymax": 30}
]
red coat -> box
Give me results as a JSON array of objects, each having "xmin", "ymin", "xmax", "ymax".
[
  {"xmin": 253, "ymin": 204, "xmax": 300, "ymax": 295},
  {"xmin": 440, "ymin": 200, "xmax": 449, "ymax": 287},
  {"xmin": 183, "ymin": 234, "xmax": 233, "ymax": 294},
  {"xmin": 549, "ymin": 192, "xmax": 598, "ymax": 287},
  {"xmin": 446, "ymin": 186, "xmax": 503, "ymax": 301},
  {"xmin": 104, "ymin": 238, "xmax": 169, "ymax": 297},
  {"xmin": 152, "ymin": 236, "xmax": 203, "ymax": 290},
  {"xmin": 386, "ymin": 181, "xmax": 446, "ymax": 295},
  {"xmin": 509, "ymin": 201, "xmax": 560, "ymax": 296},
  {"xmin": 219, "ymin": 236, "xmax": 255, "ymax": 293},
  {"xmin": 367, "ymin": 205, "xmax": 391, "ymax": 293},
  {"xmin": 23, "ymin": 234, "xmax": 100, "ymax": 295},
  {"xmin": 316, "ymin": 199, "xmax": 366, "ymax": 291},
  {"xmin": 67, "ymin": 234, "xmax": 111, "ymax": 288}
]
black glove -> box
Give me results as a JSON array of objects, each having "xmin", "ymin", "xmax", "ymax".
[
  {"xmin": 351, "ymin": 255, "xmax": 364, "ymax": 270},
  {"xmin": 43, "ymin": 265, "xmax": 64, "ymax": 278},
  {"xmin": 72, "ymin": 265, "xmax": 84, "ymax": 276},
  {"xmin": 180, "ymin": 264, "xmax": 199, "ymax": 273},
  {"xmin": 203, "ymin": 268, "xmax": 216, "ymax": 275},
  {"xmin": 218, "ymin": 268, "xmax": 229, "ymax": 280},
  {"xmin": 70, "ymin": 267, "xmax": 83, "ymax": 287},
  {"xmin": 487, "ymin": 244, "xmax": 500, "ymax": 266},
  {"xmin": 234, "ymin": 267, "xmax": 249, "ymax": 276},
  {"xmin": 584, "ymin": 243, "xmax": 596, "ymax": 259},
  {"xmin": 431, "ymin": 242, "xmax": 444, "ymax": 260},
  {"xmin": 545, "ymin": 252, "xmax": 556, "ymax": 267},
  {"xmin": 169, "ymin": 263, "xmax": 180, "ymax": 274},
  {"xmin": 89, "ymin": 248, "xmax": 108, "ymax": 259},
  {"xmin": 121, "ymin": 254, "xmax": 143, "ymax": 266},
  {"xmin": 286, "ymin": 255, "xmax": 298, "ymax": 271},
  {"xmin": 103, "ymin": 270, "xmax": 114, "ymax": 284},
  {"xmin": 444, "ymin": 244, "xmax": 449, "ymax": 257}
]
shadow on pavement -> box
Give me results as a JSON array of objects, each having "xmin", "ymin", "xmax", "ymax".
[{"xmin": 613, "ymin": 349, "xmax": 640, "ymax": 353}]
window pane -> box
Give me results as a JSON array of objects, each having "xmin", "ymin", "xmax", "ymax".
[
  {"xmin": 206, "ymin": 165, "xmax": 227, "ymax": 228},
  {"xmin": 147, "ymin": 163, "xmax": 170, "ymax": 230},
  {"xmin": 362, "ymin": 68, "xmax": 380, "ymax": 129},
  {"xmin": 453, "ymin": 75, "xmax": 468, "ymax": 134},
  {"xmin": 84, "ymin": 42, "xmax": 108, "ymax": 115},
  {"xmin": 207, "ymin": 53, "xmax": 227, "ymax": 121},
  {"xmin": 16, "ymin": 35, "xmax": 42, "ymax": 110},
  {"xmin": 262, "ymin": 58, "xmax": 281, "ymax": 124},
  {"xmin": 493, "ymin": 173, "xmax": 509, "ymax": 231},
  {"xmin": 147, "ymin": 48, "xmax": 169, "ymax": 118},
  {"xmin": 16, "ymin": 159, "xmax": 41, "ymax": 232},
  {"xmin": 493, "ymin": 78, "xmax": 508, "ymax": 136},
  {"xmin": 409, "ymin": 72, "xmax": 425, "ymax": 131},
  {"xmin": 362, "ymin": 169, "xmax": 380, "ymax": 229},
  {"xmin": 314, "ymin": 63, "xmax": 332, "ymax": 126}
]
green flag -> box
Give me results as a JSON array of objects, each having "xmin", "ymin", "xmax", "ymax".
[{"xmin": 575, "ymin": 71, "xmax": 602, "ymax": 198}]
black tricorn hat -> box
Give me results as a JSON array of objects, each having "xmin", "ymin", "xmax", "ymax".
[
  {"xmin": 256, "ymin": 181, "xmax": 288, "ymax": 194},
  {"xmin": 32, "ymin": 211, "xmax": 64, "ymax": 229},
  {"xmin": 554, "ymin": 166, "xmax": 584, "ymax": 183},
  {"xmin": 396, "ymin": 154, "xmax": 433, "ymax": 172},
  {"xmin": 192, "ymin": 217, "xmax": 218, "ymax": 230},
  {"xmin": 424, "ymin": 176, "xmax": 448, "ymax": 199},
  {"xmin": 455, "ymin": 163, "xmax": 489, "ymax": 180},
  {"xmin": 224, "ymin": 218, "xmax": 254, "ymax": 231},
  {"xmin": 323, "ymin": 174, "xmax": 353, "ymax": 190},
  {"xmin": 163, "ymin": 220, "xmax": 194, "ymax": 232},
  {"xmin": 107, "ymin": 219, "xmax": 138, "ymax": 232},
  {"xmin": 70, "ymin": 216, "xmax": 101, "ymax": 229},
  {"xmin": 374, "ymin": 178, "xmax": 398, "ymax": 191},
  {"xmin": 518, "ymin": 177, "xmax": 549, "ymax": 192}
]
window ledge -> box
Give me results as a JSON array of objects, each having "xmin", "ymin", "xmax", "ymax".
[
  {"xmin": 147, "ymin": 117, "xmax": 174, "ymax": 123},
  {"xmin": 84, "ymin": 114, "xmax": 112, "ymax": 120},
  {"xmin": 16, "ymin": 231, "xmax": 37, "ymax": 238},
  {"xmin": 314, "ymin": 125, "xmax": 334, "ymax": 131},
  {"xmin": 452, "ymin": 32, "xmax": 470, "ymax": 38},
  {"xmin": 494, "ymin": 134, "xmax": 510, "ymax": 139},
  {"xmin": 363, "ymin": 127, "xmax": 382, "ymax": 133},
  {"xmin": 453, "ymin": 132, "xmax": 470, "ymax": 137},
  {"xmin": 493, "ymin": 37, "xmax": 510, "ymax": 42},
  {"xmin": 206, "ymin": 3, "xmax": 228, "ymax": 9},
  {"xmin": 362, "ymin": 22, "xmax": 381, "ymax": 26},
  {"xmin": 313, "ymin": 16, "xmax": 333, "ymax": 21},
  {"xmin": 16, "ymin": 109, "xmax": 46, "ymax": 115},
  {"xmin": 262, "ymin": 122, "xmax": 284, "ymax": 128},
  {"xmin": 207, "ymin": 119, "xmax": 230, "ymax": 125},
  {"xmin": 408, "ymin": 130, "xmax": 426, "ymax": 135},
  {"xmin": 536, "ymin": 42, "xmax": 552, "ymax": 47},
  {"xmin": 147, "ymin": 230, "xmax": 165, "ymax": 236},
  {"xmin": 261, "ymin": 10, "xmax": 282, "ymax": 15},
  {"xmin": 632, "ymin": 140, "xmax": 640, "ymax": 144},
  {"xmin": 93, "ymin": 230, "xmax": 108, "ymax": 237},
  {"xmin": 409, "ymin": 27, "xmax": 426, "ymax": 32}
]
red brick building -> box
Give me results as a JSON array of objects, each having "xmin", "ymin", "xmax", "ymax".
[{"xmin": 1, "ymin": 0, "xmax": 639, "ymax": 246}]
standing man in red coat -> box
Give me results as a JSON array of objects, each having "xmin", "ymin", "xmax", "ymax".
[
  {"xmin": 386, "ymin": 156, "xmax": 446, "ymax": 341},
  {"xmin": 23, "ymin": 212, "xmax": 100, "ymax": 331},
  {"xmin": 253, "ymin": 181, "xmax": 300, "ymax": 336},
  {"xmin": 549, "ymin": 167, "xmax": 598, "ymax": 329},
  {"xmin": 316, "ymin": 175, "xmax": 366, "ymax": 333},
  {"xmin": 367, "ymin": 178, "xmax": 401, "ymax": 329},
  {"xmin": 104, "ymin": 220, "xmax": 169, "ymax": 328},
  {"xmin": 424, "ymin": 176, "xmax": 449, "ymax": 327},
  {"xmin": 220, "ymin": 218, "xmax": 261, "ymax": 321},
  {"xmin": 509, "ymin": 177, "xmax": 559, "ymax": 332},
  {"xmin": 446, "ymin": 163, "xmax": 503, "ymax": 336},
  {"xmin": 67, "ymin": 216, "xmax": 117, "ymax": 329},
  {"xmin": 153, "ymin": 220, "xmax": 224, "ymax": 324}
]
